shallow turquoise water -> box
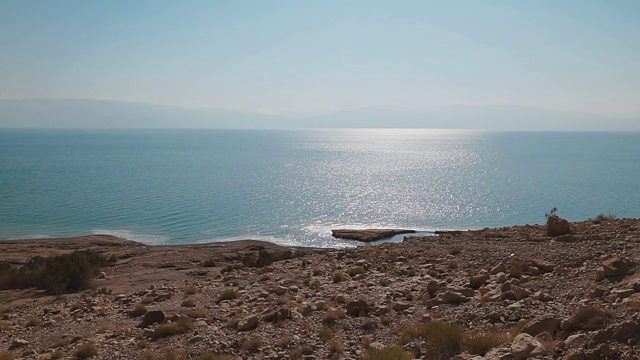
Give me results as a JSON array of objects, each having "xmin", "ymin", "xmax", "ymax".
[{"xmin": 0, "ymin": 129, "xmax": 638, "ymax": 247}]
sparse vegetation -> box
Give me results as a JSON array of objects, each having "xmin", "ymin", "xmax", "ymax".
[
  {"xmin": 509, "ymin": 319, "xmax": 532, "ymax": 339},
  {"xmin": 346, "ymin": 266, "xmax": 366, "ymax": 277},
  {"xmin": 202, "ymin": 258, "xmax": 217, "ymax": 267},
  {"xmin": 332, "ymin": 273, "xmax": 346, "ymax": 283},
  {"xmin": 400, "ymin": 320, "xmax": 465, "ymax": 359},
  {"xmin": 75, "ymin": 342, "xmax": 98, "ymax": 358},
  {"xmin": 568, "ymin": 305, "xmax": 613, "ymax": 331},
  {"xmin": 184, "ymin": 285, "xmax": 198, "ymax": 294},
  {"xmin": 464, "ymin": 332, "xmax": 508, "ymax": 355},
  {"xmin": 151, "ymin": 317, "xmax": 194, "ymax": 340},
  {"xmin": 181, "ymin": 298, "xmax": 196, "ymax": 307},
  {"xmin": 50, "ymin": 350, "xmax": 64, "ymax": 359},
  {"xmin": 322, "ymin": 309, "xmax": 346, "ymax": 324},
  {"xmin": 290, "ymin": 347, "xmax": 304, "ymax": 359},
  {"xmin": 25, "ymin": 316, "xmax": 42, "ymax": 327},
  {"xmin": 0, "ymin": 250, "xmax": 115, "ymax": 294},
  {"xmin": 0, "ymin": 322, "xmax": 11, "ymax": 331},
  {"xmin": 216, "ymin": 289, "xmax": 239, "ymax": 303},
  {"xmin": 129, "ymin": 304, "xmax": 148, "ymax": 318},
  {"xmin": 329, "ymin": 340, "xmax": 344, "ymax": 353},
  {"xmin": 365, "ymin": 345, "xmax": 413, "ymax": 360},
  {"xmin": 319, "ymin": 325, "xmax": 332, "ymax": 342},
  {"xmin": 185, "ymin": 308, "xmax": 207, "ymax": 319},
  {"xmin": 241, "ymin": 337, "xmax": 262, "ymax": 352}
]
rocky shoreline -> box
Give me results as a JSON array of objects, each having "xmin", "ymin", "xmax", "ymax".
[{"xmin": 0, "ymin": 218, "xmax": 639, "ymax": 359}]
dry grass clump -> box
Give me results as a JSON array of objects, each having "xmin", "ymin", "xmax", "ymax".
[
  {"xmin": 151, "ymin": 317, "xmax": 194, "ymax": 340},
  {"xmin": 508, "ymin": 261, "xmax": 529, "ymax": 278},
  {"xmin": 0, "ymin": 322, "xmax": 11, "ymax": 331},
  {"xmin": 289, "ymin": 347, "xmax": 304, "ymax": 359},
  {"xmin": 464, "ymin": 332, "xmax": 508, "ymax": 356},
  {"xmin": 241, "ymin": 337, "xmax": 262, "ymax": 353},
  {"xmin": 346, "ymin": 266, "xmax": 366, "ymax": 277},
  {"xmin": 141, "ymin": 295, "xmax": 155, "ymax": 305},
  {"xmin": 185, "ymin": 308, "xmax": 208, "ymax": 319},
  {"xmin": 25, "ymin": 316, "xmax": 42, "ymax": 327},
  {"xmin": 75, "ymin": 342, "xmax": 98, "ymax": 358},
  {"xmin": 278, "ymin": 334, "xmax": 294, "ymax": 348},
  {"xmin": 329, "ymin": 340, "xmax": 345, "ymax": 353},
  {"xmin": 0, "ymin": 351, "xmax": 14, "ymax": 360},
  {"xmin": 50, "ymin": 350, "xmax": 64, "ymax": 359},
  {"xmin": 193, "ymin": 352, "xmax": 234, "ymax": 360},
  {"xmin": 568, "ymin": 306, "xmax": 613, "ymax": 331},
  {"xmin": 365, "ymin": 345, "xmax": 413, "ymax": 360},
  {"xmin": 201, "ymin": 258, "xmax": 217, "ymax": 268},
  {"xmin": 319, "ymin": 325, "xmax": 332, "ymax": 342},
  {"xmin": 509, "ymin": 318, "xmax": 532, "ymax": 339},
  {"xmin": 401, "ymin": 320, "xmax": 465, "ymax": 359},
  {"xmin": 449, "ymin": 245, "xmax": 462, "ymax": 255},
  {"xmin": 332, "ymin": 273, "xmax": 346, "ymax": 283},
  {"xmin": 362, "ymin": 318, "xmax": 379, "ymax": 330},
  {"xmin": 129, "ymin": 303, "xmax": 148, "ymax": 318},
  {"xmin": 322, "ymin": 309, "xmax": 346, "ymax": 324},
  {"xmin": 181, "ymin": 298, "xmax": 197, "ymax": 307},
  {"xmin": 216, "ymin": 289, "xmax": 239, "ymax": 303},
  {"xmin": 184, "ymin": 285, "xmax": 199, "ymax": 295}
]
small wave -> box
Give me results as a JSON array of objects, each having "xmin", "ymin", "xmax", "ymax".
[{"xmin": 92, "ymin": 229, "xmax": 170, "ymax": 245}]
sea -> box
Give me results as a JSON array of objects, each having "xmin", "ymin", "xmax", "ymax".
[{"xmin": 0, "ymin": 129, "xmax": 639, "ymax": 248}]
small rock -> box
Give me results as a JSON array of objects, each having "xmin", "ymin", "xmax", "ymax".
[
  {"xmin": 602, "ymin": 257, "xmax": 630, "ymax": 277},
  {"xmin": 441, "ymin": 291, "xmax": 469, "ymax": 304},
  {"xmin": 491, "ymin": 263, "xmax": 506, "ymax": 275},
  {"xmin": 237, "ymin": 315, "xmax": 259, "ymax": 331},
  {"xmin": 469, "ymin": 273, "xmax": 490, "ymax": 289},
  {"xmin": 511, "ymin": 333, "xmax": 546, "ymax": 360},
  {"xmin": 530, "ymin": 259, "xmax": 556, "ymax": 273},
  {"xmin": 521, "ymin": 314, "xmax": 560, "ymax": 337},
  {"xmin": 138, "ymin": 310, "xmax": 166, "ymax": 328},
  {"xmin": 9, "ymin": 339, "xmax": 29, "ymax": 350},
  {"xmin": 345, "ymin": 299, "xmax": 372, "ymax": 317}
]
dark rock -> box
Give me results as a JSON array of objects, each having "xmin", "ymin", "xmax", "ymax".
[
  {"xmin": 602, "ymin": 257, "xmax": 630, "ymax": 277},
  {"xmin": 346, "ymin": 299, "xmax": 372, "ymax": 317},
  {"xmin": 546, "ymin": 215, "xmax": 571, "ymax": 237},
  {"xmin": 331, "ymin": 229, "xmax": 416, "ymax": 242},
  {"xmin": 138, "ymin": 310, "xmax": 166, "ymax": 328},
  {"xmin": 521, "ymin": 314, "xmax": 560, "ymax": 337}
]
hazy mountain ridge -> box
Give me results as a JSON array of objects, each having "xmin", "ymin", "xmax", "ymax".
[{"xmin": 1, "ymin": 98, "xmax": 639, "ymax": 131}]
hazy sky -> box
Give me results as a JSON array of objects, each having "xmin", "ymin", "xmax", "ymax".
[{"xmin": 1, "ymin": 1, "xmax": 640, "ymax": 116}]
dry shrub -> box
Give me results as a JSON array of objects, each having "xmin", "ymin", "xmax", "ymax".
[
  {"xmin": 0, "ymin": 250, "xmax": 115, "ymax": 294},
  {"xmin": 401, "ymin": 320, "xmax": 465, "ymax": 359},
  {"xmin": 184, "ymin": 285, "xmax": 198, "ymax": 295},
  {"xmin": 329, "ymin": 340, "xmax": 344, "ymax": 353},
  {"xmin": 181, "ymin": 298, "xmax": 196, "ymax": 307},
  {"xmin": 278, "ymin": 334, "xmax": 294, "ymax": 348},
  {"xmin": 75, "ymin": 342, "xmax": 98, "ymax": 358},
  {"xmin": 25, "ymin": 316, "xmax": 42, "ymax": 327},
  {"xmin": 319, "ymin": 325, "xmax": 332, "ymax": 342},
  {"xmin": 50, "ymin": 350, "xmax": 64, "ymax": 359},
  {"xmin": 202, "ymin": 258, "xmax": 217, "ymax": 268},
  {"xmin": 290, "ymin": 347, "xmax": 304, "ymax": 359},
  {"xmin": 509, "ymin": 319, "xmax": 532, "ymax": 339},
  {"xmin": 365, "ymin": 345, "xmax": 413, "ymax": 360},
  {"xmin": 299, "ymin": 320, "xmax": 312, "ymax": 330},
  {"xmin": 594, "ymin": 213, "xmax": 617, "ymax": 222},
  {"xmin": 129, "ymin": 304, "xmax": 148, "ymax": 318},
  {"xmin": 185, "ymin": 308, "xmax": 207, "ymax": 319},
  {"xmin": 464, "ymin": 332, "xmax": 508, "ymax": 355},
  {"xmin": 241, "ymin": 337, "xmax": 262, "ymax": 353},
  {"xmin": 381, "ymin": 316, "xmax": 393, "ymax": 325},
  {"xmin": 322, "ymin": 309, "xmax": 346, "ymax": 324},
  {"xmin": 216, "ymin": 289, "xmax": 239, "ymax": 303},
  {"xmin": 193, "ymin": 352, "xmax": 234, "ymax": 360},
  {"xmin": 332, "ymin": 273, "xmax": 346, "ymax": 283},
  {"xmin": 346, "ymin": 266, "xmax": 366, "ymax": 277},
  {"xmin": 568, "ymin": 306, "xmax": 613, "ymax": 331},
  {"xmin": 151, "ymin": 317, "xmax": 194, "ymax": 340}
]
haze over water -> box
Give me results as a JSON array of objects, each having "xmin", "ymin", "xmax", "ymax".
[{"xmin": 0, "ymin": 129, "xmax": 638, "ymax": 248}]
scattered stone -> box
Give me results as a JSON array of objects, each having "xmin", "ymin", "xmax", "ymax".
[
  {"xmin": 237, "ymin": 315, "xmax": 259, "ymax": 331},
  {"xmin": 138, "ymin": 310, "xmax": 166, "ymax": 328},
  {"xmin": 9, "ymin": 339, "xmax": 29, "ymax": 350},
  {"xmin": 521, "ymin": 314, "xmax": 560, "ymax": 337},
  {"xmin": 511, "ymin": 333, "xmax": 546, "ymax": 360},
  {"xmin": 602, "ymin": 257, "xmax": 630, "ymax": 278}
]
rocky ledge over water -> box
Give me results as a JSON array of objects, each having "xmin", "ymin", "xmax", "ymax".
[
  {"xmin": 0, "ymin": 217, "xmax": 639, "ymax": 360},
  {"xmin": 331, "ymin": 229, "xmax": 416, "ymax": 242}
]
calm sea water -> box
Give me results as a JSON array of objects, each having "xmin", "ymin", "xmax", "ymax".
[{"xmin": 0, "ymin": 129, "xmax": 639, "ymax": 247}]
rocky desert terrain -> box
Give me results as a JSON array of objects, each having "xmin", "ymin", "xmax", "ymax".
[{"xmin": 0, "ymin": 217, "xmax": 638, "ymax": 360}]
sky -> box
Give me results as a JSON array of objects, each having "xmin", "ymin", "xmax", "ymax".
[{"xmin": 1, "ymin": 1, "xmax": 640, "ymax": 117}]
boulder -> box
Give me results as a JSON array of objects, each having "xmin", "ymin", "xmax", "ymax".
[
  {"xmin": 602, "ymin": 257, "xmax": 630, "ymax": 278},
  {"xmin": 546, "ymin": 215, "xmax": 571, "ymax": 237},
  {"xmin": 521, "ymin": 314, "xmax": 560, "ymax": 337},
  {"xmin": 237, "ymin": 315, "xmax": 259, "ymax": 331},
  {"xmin": 441, "ymin": 291, "xmax": 469, "ymax": 304},
  {"xmin": 138, "ymin": 310, "xmax": 166, "ymax": 328},
  {"xmin": 491, "ymin": 263, "xmax": 506, "ymax": 275},
  {"xmin": 469, "ymin": 273, "xmax": 490, "ymax": 289},
  {"xmin": 511, "ymin": 333, "xmax": 546, "ymax": 360},
  {"xmin": 484, "ymin": 343, "xmax": 514, "ymax": 360},
  {"xmin": 531, "ymin": 259, "xmax": 556, "ymax": 273}
]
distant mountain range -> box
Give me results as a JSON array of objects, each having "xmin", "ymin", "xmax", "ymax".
[{"xmin": 1, "ymin": 98, "xmax": 639, "ymax": 131}]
